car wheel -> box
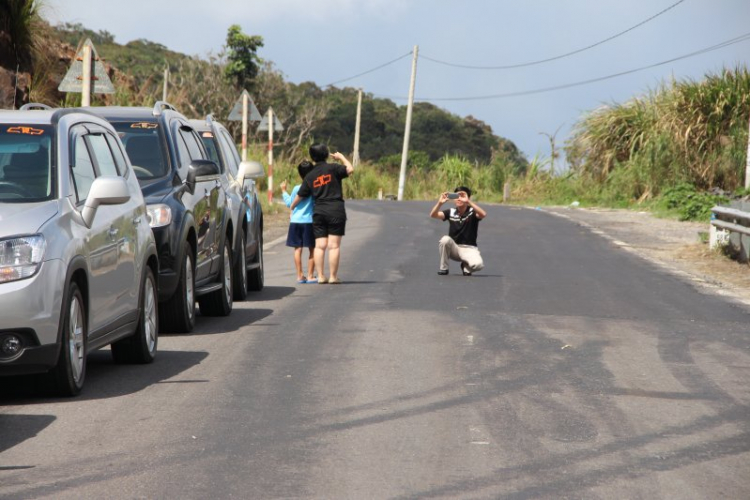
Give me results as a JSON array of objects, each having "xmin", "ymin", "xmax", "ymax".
[
  {"xmin": 160, "ymin": 242, "xmax": 196, "ymax": 333},
  {"xmin": 112, "ymin": 266, "xmax": 158, "ymax": 364},
  {"xmin": 50, "ymin": 281, "xmax": 86, "ymax": 397},
  {"xmin": 199, "ymin": 236, "xmax": 233, "ymax": 316},
  {"xmin": 248, "ymin": 230, "xmax": 264, "ymax": 291},
  {"xmin": 233, "ymin": 226, "xmax": 248, "ymax": 301}
]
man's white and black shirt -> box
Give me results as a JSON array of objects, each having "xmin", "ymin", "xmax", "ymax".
[{"xmin": 441, "ymin": 206, "xmax": 480, "ymax": 246}]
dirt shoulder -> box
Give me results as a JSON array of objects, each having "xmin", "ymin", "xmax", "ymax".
[
  {"xmin": 543, "ymin": 206, "xmax": 750, "ymax": 307},
  {"xmin": 263, "ymin": 206, "xmax": 291, "ymax": 247}
]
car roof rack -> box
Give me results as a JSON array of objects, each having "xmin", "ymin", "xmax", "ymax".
[
  {"xmin": 152, "ymin": 101, "xmax": 178, "ymax": 116},
  {"xmin": 205, "ymin": 114, "xmax": 214, "ymax": 126},
  {"xmin": 19, "ymin": 103, "xmax": 52, "ymax": 111}
]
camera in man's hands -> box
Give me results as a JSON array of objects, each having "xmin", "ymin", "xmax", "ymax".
[{"xmin": 446, "ymin": 193, "xmax": 459, "ymax": 200}]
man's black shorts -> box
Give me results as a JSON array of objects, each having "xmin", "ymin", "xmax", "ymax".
[{"xmin": 312, "ymin": 213, "xmax": 346, "ymax": 238}]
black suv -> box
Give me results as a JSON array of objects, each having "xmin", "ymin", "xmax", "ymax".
[
  {"xmin": 90, "ymin": 102, "xmax": 234, "ymax": 333},
  {"xmin": 190, "ymin": 116, "xmax": 265, "ymax": 299}
]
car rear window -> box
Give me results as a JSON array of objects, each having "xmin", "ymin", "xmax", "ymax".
[
  {"xmin": 0, "ymin": 124, "xmax": 54, "ymax": 203},
  {"xmin": 111, "ymin": 121, "xmax": 169, "ymax": 181},
  {"xmin": 199, "ymin": 132, "xmax": 222, "ymax": 169}
]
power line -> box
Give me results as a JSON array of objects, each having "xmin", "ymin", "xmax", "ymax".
[
  {"xmin": 420, "ymin": 0, "xmax": 686, "ymax": 70},
  {"xmin": 324, "ymin": 51, "xmax": 413, "ymax": 87},
  {"xmin": 375, "ymin": 31, "xmax": 750, "ymax": 102}
]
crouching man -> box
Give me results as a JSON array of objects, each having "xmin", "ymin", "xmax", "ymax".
[{"xmin": 429, "ymin": 186, "xmax": 487, "ymax": 276}]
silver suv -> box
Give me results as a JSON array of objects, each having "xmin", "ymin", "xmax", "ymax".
[{"xmin": 0, "ymin": 108, "xmax": 159, "ymax": 396}]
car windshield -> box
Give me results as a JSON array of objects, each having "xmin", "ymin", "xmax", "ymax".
[
  {"xmin": 199, "ymin": 131, "xmax": 221, "ymax": 166},
  {"xmin": 0, "ymin": 124, "xmax": 54, "ymax": 203},
  {"xmin": 111, "ymin": 121, "xmax": 169, "ymax": 181}
]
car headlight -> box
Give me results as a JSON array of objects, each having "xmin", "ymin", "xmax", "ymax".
[
  {"xmin": 0, "ymin": 235, "xmax": 46, "ymax": 284},
  {"xmin": 146, "ymin": 204, "xmax": 172, "ymax": 228}
]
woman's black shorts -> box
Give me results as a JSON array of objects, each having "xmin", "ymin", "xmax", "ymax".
[{"xmin": 312, "ymin": 213, "xmax": 346, "ymax": 238}]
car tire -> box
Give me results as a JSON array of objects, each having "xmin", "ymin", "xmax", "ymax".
[
  {"xmin": 160, "ymin": 242, "xmax": 196, "ymax": 333},
  {"xmin": 50, "ymin": 281, "xmax": 87, "ymax": 397},
  {"xmin": 248, "ymin": 230, "xmax": 264, "ymax": 292},
  {"xmin": 233, "ymin": 226, "xmax": 248, "ymax": 301},
  {"xmin": 112, "ymin": 267, "xmax": 158, "ymax": 364},
  {"xmin": 199, "ymin": 236, "xmax": 233, "ymax": 317}
]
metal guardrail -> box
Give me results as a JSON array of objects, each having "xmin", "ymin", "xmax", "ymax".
[{"xmin": 711, "ymin": 206, "xmax": 750, "ymax": 237}]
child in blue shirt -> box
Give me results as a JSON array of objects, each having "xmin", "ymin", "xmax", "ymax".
[{"xmin": 281, "ymin": 161, "xmax": 316, "ymax": 283}]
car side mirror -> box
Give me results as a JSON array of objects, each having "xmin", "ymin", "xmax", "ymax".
[
  {"xmin": 81, "ymin": 176, "xmax": 131, "ymax": 228},
  {"xmin": 185, "ymin": 159, "xmax": 219, "ymax": 195},
  {"xmin": 237, "ymin": 160, "xmax": 266, "ymax": 180}
]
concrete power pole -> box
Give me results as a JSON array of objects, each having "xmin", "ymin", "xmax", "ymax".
[
  {"xmin": 397, "ymin": 45, "xmax": 418, "ymax": 201},
  {"xmin": 353, "ymin": 88, "xmax": 363, "ymax": 167}
]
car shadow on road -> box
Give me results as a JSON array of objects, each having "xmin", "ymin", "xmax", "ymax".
[
  {"xmin": 0, "ymin": 414, "xmax": 56, "ymax": 457},
  {"xmin": 252, "ymin": 286, "xmax": 296, "ymax": 301},
  {"xmin": 0, "ymin": 349, "xmax": 208, "ymax": 403},
  {"xmin": 189, "ymin": 307, "xmax": 274, "ymax": 336}
]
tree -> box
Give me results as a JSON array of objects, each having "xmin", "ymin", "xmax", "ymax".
[
  {"xmin": 224, "ymin": 25, "xmax": 263, "ymax": 91},
  {"xmin": 0, "ymin": 0, "xmax": 40, "ymax": 70}
]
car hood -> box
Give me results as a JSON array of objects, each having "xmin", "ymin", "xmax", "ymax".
[
  {"xmin": 140, "ymin": 176, "xmax": 179, "ymax": 205},
  {"xmin": 0, "ymin": 200, "xmax": 59, "ymax": 238}
]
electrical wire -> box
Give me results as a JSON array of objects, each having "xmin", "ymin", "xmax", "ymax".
[
  {"xmin": 323, "ymin": 51, "xmax": 413, "ymax": 87},
  {"xmin": 420, "ymin": 0, "xmax": 686, "ymax": 70},
  {"xmin": 374, "ymin": 31, "xmax": 750, "ymax": 102}
]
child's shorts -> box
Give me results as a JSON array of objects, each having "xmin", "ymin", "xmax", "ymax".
[{"xmin": 286, "ymin": 222, "xmax": 315, "ymax": 248}]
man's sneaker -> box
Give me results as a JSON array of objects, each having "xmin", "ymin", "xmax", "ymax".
[
  {"xmin": 462, "ymin": 265, "xmax": 472, "ymax": 276},
  {"xmin": 437, "ymin": 269, "xmax": 449, "ymax": 275}
]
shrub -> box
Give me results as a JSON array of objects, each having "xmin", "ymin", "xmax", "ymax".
[{"xmin": 659, "ymin": 183, "xmax": 729, "ymax": 221}]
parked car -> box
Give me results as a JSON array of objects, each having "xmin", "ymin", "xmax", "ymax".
[
  {"xmin": 0, "ymin": 107, "xmax": 159, "ymax": 396},
  {"xmin": 88, "ymin": 102, "xmax": 233, "ymax": 333},
  {"xmin": 189, "ymin": 115, "xmax": 265, "ymax": 299}
]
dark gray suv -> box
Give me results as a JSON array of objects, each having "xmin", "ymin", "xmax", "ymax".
[{"xmin": 89, "ymin": 103, "xmax": 234, "ymax": 333}]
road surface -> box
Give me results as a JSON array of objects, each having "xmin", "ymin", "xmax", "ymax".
[{"xmin": 2, "ymin": 200, "xmax": 749, "ymax": 499}]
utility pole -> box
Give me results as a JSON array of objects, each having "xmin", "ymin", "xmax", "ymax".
[
  {"xmin": 267, "ymin": 107, "xmax": 275, "ymax": 204},
  {"xmin": 353, "ymin": 88, "xmax": 363, "ymax": 167},
  {"xmin": 162, "ymin": 66, "xmax": 169, "ymax": 102},
  {"xmin": 397, "ymin": 45, "xmax": 418, "ymax": 201},
  {"xmin": 81, "ymin": 43, "xmax": 92, "ymax": 106}
]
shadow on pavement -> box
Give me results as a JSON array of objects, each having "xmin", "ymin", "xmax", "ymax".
[
  {"xmin": 191, "ymin": 307, "xmax": 274, "ymax": 336},
  {"xmin": 0, "ymin": 349, "xmax": 207, "ymax": 403},
  {"xmin": 253, "ymin": 286, "xmax": 295, "ymax": 301},
  {"xmin": 0, "ymin": 414, "xmax": 55, "ymax": 456}
]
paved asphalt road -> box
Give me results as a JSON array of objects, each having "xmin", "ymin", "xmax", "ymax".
[{"xmin": 1, "ymin": 200, "xmax": 749, "ymax": 499}]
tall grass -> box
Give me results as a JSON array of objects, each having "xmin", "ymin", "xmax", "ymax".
[
  {"xmin": 567, "ymin": 66, "xmax": 750, "ymax": 198},
  {"xmin": 0, "ymin": 0, "xmax": 41, "ymax": 70}
]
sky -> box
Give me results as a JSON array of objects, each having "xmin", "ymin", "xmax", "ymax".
[{"xmin": 42, "ymin": 0, "xmax": 750, "ymax": 167}]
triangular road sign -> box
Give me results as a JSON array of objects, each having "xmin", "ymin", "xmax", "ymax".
[
  {"xmin": 58, "ymin": 38, "xmax": 115, "ymax": 94},
  {"xmin": 228, "ymin": 90, "xmax": 262, "ymax": 122},
  {"xmin": 258, "ymin": 109, "xmax": 284, "ymax": 132}
]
